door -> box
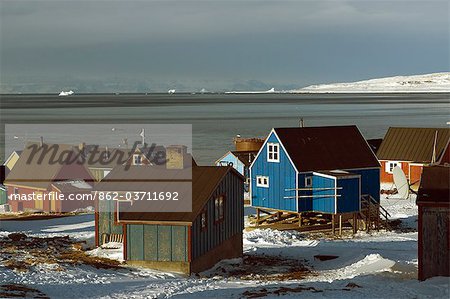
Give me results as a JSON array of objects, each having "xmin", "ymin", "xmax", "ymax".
[{"xmin": 34, "ymin": 191, "xmax": 44, "ymax": 210}]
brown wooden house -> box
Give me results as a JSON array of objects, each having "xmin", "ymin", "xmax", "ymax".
[
  {"xmin": 417, "ymin": 165, "xmax": 450, "ymax": 281},
  {"xmin": 94, "ymin": 164, "xmax": 244, "ymax": 275}
]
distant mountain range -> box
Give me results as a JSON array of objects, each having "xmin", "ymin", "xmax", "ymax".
[{"xmin": 291, "ymin": 72, "xmax": 450, "ymax": 93}]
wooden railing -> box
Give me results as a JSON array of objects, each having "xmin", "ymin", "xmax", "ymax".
[{"xmin": 360, "ymin": 195, "xmax": 391, "ymax": 231}]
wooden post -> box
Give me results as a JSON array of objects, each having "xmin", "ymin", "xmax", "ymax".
[
  {"xmin": 256, "ymin": 208, "xmax": 260, "ymax": 226},
  {"xmin": 376, "ymin": 204, "xmax": 380, "ymax": 231},
  {"xmin": 331, "ymin": 214, "xmax": 335, "ymax": 235},
  {"xmin": 298, "ymin": 213, "xmax": 302, "ymax": 227},
  {"xmin": 339, "ymin": 214, "xmax": 342, "ymax": 236},
  {"xmin": 367, "ymin": 200, "xmax": 371, "ymax": 232},
  {"xmin": 353, "ymin": 212, "xmax": 358, "ymax": 234}
]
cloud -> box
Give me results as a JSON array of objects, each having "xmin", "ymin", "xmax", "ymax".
[{"xmin": 0, "ymin": 0, "xmax": 448, "ymax": 92}]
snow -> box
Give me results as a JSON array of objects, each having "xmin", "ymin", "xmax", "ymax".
[
  {"xmin": 0, "ymin": 196, "xmax": 448, "ymax": 298},
  {"xmin": 291, "ymin": 72, "xmax": 450, "ymax": 93},
  {"xmin": 225, "ymin": 87, "xmax": 276, "ymax": 94},
  {"xmin": 59, "ymin": 90, "xmax": 74, "ymax": 96},
  {"xmin": 87, "ymin": 242, "xmax": 124, "ymax": 261},
  {"xmin": 55, "ymin": 180, "xmax": 93, "ymax": 189},
  {"xmin": 41, "ymin": 220, "xmax": 95, "ymax": 233}
]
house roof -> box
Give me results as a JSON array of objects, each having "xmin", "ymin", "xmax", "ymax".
[
  {"xmin": 96, "ymin": 165, "xmax": 243, "ymax": 223},
  {"xmin": 273, "ymin": 126, "xmax": 380, "ymax": 172},
  {"xmin": 366, "ymin": 138, "xmax": 383, "ymax": 154},
  {"xmin": 377, "ymin": 127, "xmax": 450, "ymax": 163},
  {"xmin": 231, "ymin": 151, "xmax": 258, "ymax": 167},
  {"xmin": 4, "ymin": 142, "xmax": 87, "ymax": 190},
  {"xmin": 81, "ymin": 145, "xmax": 132, "ymax": 169},
  {"xmin": 417, "ymin": 166, "xmax": 450, "ymax": 203},
  {"xmin": 216, "ymin": 150, "xmax": 258, "ymax": 167},
  {"xmin": 52, "ymin": 180, "xmax": 93, "ymax": 193}
]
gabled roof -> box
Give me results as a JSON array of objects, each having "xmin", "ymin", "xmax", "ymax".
[
  {"xmin": 216, "ymin": 150, "xmax": 258, "ymax": 167},
  {"xmin": 81, "ymin": 145, "xmax": 132, "ymax": 169},
  {"xmin": 377, "ymin": 127, "xmax": 450, "ymax": 163},
  {"xmin": 4, "ymin": 142, "xmax": 89, "ymax": 190},
  {"xmin": 417, "ymin": 166, "xmax": 450, "ymax": 203},
  {"xmin": 272, "ymin": 126, "xmax": 380, "ymax": 172},
  {"xmin": 96, "ymin": 165, "xmax": 243, "ymax": 223},
  {"xmin": 231, "ymin": 151, "xmax": 258, "ymax": 167}
]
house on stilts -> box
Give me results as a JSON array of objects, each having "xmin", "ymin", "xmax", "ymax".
[{"xmin": 250, "ymin": 125, "xmax": 387, "ymax": 233}]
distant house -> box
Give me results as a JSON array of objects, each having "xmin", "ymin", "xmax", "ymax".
[
  {"xmin": 216, "ymin": 150, "xmax": 257, "ymax": 190},
  {"xmin": 4, "ymin": 142, "xmax": 94, "ymax": 212},
  {"xmin": 416, "ymin": 165, "xmax": 450, "ymax": 281},
  {"xmin": 95, "ymin": 164, "xmax": 244, "ymax": 275},
  {"xmin": 3, "ymin": 150, "xmax": 22, "ymax": 172},
  {"xmin": 250, "ymin": 126, "xmax": 380, "ymax": 216},
  {"xmin": 78, "ymin": 143, "xmax": 132, "ymax": 181},
  {"xmin": 377, "ymin": 127, "xmax": 450, "ymax": 190}
]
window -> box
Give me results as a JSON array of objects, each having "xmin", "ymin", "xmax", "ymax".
[
  {"xmin": 14, "ymin": 187, "xmax": 19, "ymax": 195},
  {"xmin": 305, "ymin": 176, "xmax": 312, "ymax": 187},
  {"xmin": 267, "ymin": 143, "xmax": 280, "ymax": 162},
  {"xmin": 201, "ymin": 209, "xmax": 207, "ymax": 231},
  {"xmin": 133, "ymin": 154, "xmax": 142, "ymax": 165},
  {"xmin": 214, "ymin": 195, "xmax": 225, "ymax": 222},
  {"xmin": 256, "ymin": 175, "xmax": 269, "ymax": 187},
  {"xmin": 386, "ymin": 161, "xmax": 401, "ymax": 174}
]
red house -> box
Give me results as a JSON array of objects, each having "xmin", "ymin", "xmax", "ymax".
[
  {"xmin": 4, "ymin": 142, "xmax": 94, "ymax": 212},
  {"xmin": 377, "ymin": 127, "xmax": 450, "ymax": 190},
  {"xmin": 417, "ymin": 165, "xmax": 450, "ymax": 280}
]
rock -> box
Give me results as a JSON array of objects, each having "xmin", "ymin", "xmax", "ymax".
[{"xmin": 8, "ymin": 233, "xmax": 27, "ymax": 242}]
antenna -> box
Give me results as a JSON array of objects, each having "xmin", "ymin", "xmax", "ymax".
[
  {"xmin": 393, "ymin": 166, "xmax": 409, "ymax": 199},
  {"xmin": 431, "ymin": 130, "xmax": 438, "ymax": 164},
  {"xmin": 300, "ymin": 118, "xmax": 305, "ymax": 127},
  {"xmin": 139, "ymin": 129, "xmax": 145, "ymax": 146}
]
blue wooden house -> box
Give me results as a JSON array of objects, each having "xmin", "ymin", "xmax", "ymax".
[
  {"xmin": 216, "ymin": 150, "xmax": 257, "ymax": 191},
  {"xmin": 250, "ymin": 126, "xmax": 380, "ymax": 216}
]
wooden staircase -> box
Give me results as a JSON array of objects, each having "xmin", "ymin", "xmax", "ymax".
[{"xmin": 359, "ymin": 195, "xmax": 391, "ymax": 231}]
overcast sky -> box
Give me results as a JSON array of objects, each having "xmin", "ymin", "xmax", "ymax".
[{"xmin": 0, "ymin": 0, "xmax": 448, "ymax": 92}]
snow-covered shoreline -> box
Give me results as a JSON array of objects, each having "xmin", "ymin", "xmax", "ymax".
[{"xmin": 291, "ymin": 72, "xmax": 450, "ymax": 93}]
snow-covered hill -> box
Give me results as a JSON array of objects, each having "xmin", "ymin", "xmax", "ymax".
[{"xmin": 293, "ymin": 72, "xmax": 450, "ymax": 93}]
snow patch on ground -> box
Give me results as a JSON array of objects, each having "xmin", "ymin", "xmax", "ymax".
[
  {"xmin": 42, "ymin": 220, "xmax": 95, "ymax": 233},
  {"xmin": 0, "ymin": 196, "xmax": 448, "ymax": 298}
]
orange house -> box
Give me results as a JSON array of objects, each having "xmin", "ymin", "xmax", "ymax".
[{"xmin": 377, "ymin": 127, "xmax": 450, "ymax": 190}]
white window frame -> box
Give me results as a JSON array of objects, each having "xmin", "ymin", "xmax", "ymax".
[
  {"xmin": 305, "ymin": 176, "xmax": 313, "ymax": 187},
  {"xmin": 256, "ymin": 175, "xmax": 269, "ymax": 188},
  {"xmin": 133, "ymin": 154, "xmax": 142, "ymax": 165},
  {"xmin": 386, "ymin": 161, "xmax": 401, "ymax": 174},
  {"xmin": 267, "ymin": 143, "xmax": 280, "ymax": 162}
]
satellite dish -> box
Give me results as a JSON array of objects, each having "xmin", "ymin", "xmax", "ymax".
[{"xmin": 393, "ymin": 166, "xmax": 409, "ymax": 199}]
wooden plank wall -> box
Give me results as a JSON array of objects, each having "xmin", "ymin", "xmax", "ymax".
[
  {"xmin": 420, "ymin": 206, "xmax": 450, "ymax": 280},
  {"xmin": 191, "ymin": 171, "xmax": 244, "ymax": 260},
  {"xmin": 127, "ymin": 224, "xmax": 188, "ymax": 262}
]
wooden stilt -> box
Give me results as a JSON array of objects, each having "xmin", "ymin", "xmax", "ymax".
[
  {"xmin": 367, "ymin": 201, "xmax": 371, "ymax": 232},
  {"xmin": 298, "ymin": 213, "xmax": 302, "ymax": 227},
  {"xmin": 339, "ymin": 214, "xmax": 342, "ymax": 236},
  {"xmin": 256, "ymin": 208, "xmax": 260, "ymax": 227},
  {"xmin": 331, "ymin": 214, "xmax": 335, "ymax": 235},
  {"xmin": 353, "ymin": 212, "xmax": 358, "ymax": 234},
  {"xmin": 376, "ymin": 205, "xmax": 380, "ymax": 231}
]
